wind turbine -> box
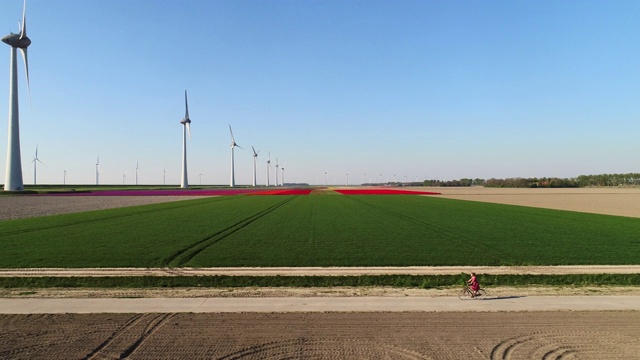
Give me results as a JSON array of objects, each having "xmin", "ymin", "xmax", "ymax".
[
  {"xmin": 135, "ymin": 161, "xmax": 139, "ymax": 185},
  {"xmin": 266, "ymin": 151, "xmax": 271, "ymax": 186},
  {"xmin": 198, "ymin": 173, "xmax": 203, "ymax": 185},
  {"xmin": 122, "ymin": 172, "xmax": 127, "ymax": 185},
  {"xmin": 275, "ymin": 157, "xmax": 280, "ymax": 186},
  {"xmin": 281, "ymin": 164, "xmax": 286, "ymax": 186},
  {"xmin": 2, "ymin": 0, "xmax": 31, "ymax": 191},
  {"xmin": 324, "ymin": 172, "xmax": 327, "ymax": 186},
  {"xmin": 63, "ymin": 170, "xmax": 66, "ymax": 185},
  {"xmin": 95, "ymin": 155, "xmax": 100, "ymax": 185},
  {"xmin": 163, "ymin": 166, "xmax": 168, "ymax": 186},
  {"xmin": 346, "ymin": 172, "xmax": 349, "ymax": 186},
  {"xmin": 179, "ymin": 90, "xmax": 191, "ymax": 188},
  {"xmin": 228, "ymin": 125, "xmax": 241, "ymax": 187},
  {"xmin": 30, "ymin": 145, "xmax": 44, "ymax": 185},
  {"xmin": 251, "ymin": 146, "xmax": 259, "ymax": 187}
]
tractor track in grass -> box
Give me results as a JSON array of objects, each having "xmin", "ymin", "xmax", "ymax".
[{"xmin": 161, "ymin": 196, "xmax": 297, "ymax": 267}]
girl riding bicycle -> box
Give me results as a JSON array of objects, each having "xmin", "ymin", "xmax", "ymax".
[{"xmin": 467, "ymin": 272, "xmax": 480, "ymax": 297}]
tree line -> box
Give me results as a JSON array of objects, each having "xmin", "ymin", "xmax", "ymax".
[{"xmin": 421, "ymin": 173, "xmax": 640, "ymax": 188}]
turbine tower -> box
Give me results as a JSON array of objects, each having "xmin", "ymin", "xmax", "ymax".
[
  {"xmin": 281, "ymin": 164, "xmax": 286, "ymax": 186},
  {"xmin": 179, "ymin": 90, "xmax": 191, "ymax": 188},
  {"xmin": 275, "ymin": 157, "xmax": 279, "ymax": 186},
  {"xmin": 30, "ymin": 145, "xmax": 43, "ymax": 185},
  {"xmin": 2, "ymin": 0, "xmax": 31, "ymax": 191},
  {"xmin": 251, "ymin": 146, "xmax": 259, "ymax": 187},
  {"xmin": 228, "ymin": 125, "xmax": 241, "ymax": 187},
  {"xmin": 95, "ymin": 155, "xmax": 100, "ymax": 185},
  {"xmin": 266, "ymin": 151, "xmax": 271, "ymax": 186}
]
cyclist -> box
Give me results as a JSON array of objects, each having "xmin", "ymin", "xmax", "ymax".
[{"xmin": 467, "ymin": 272, "xmax": 480, "ymax": 298}]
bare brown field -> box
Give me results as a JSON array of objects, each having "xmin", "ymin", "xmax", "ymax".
[
  {"xmin": 427, "ymin": 186, "xmax": 640, "ymax": 218},
  {"xmin": 1, "ymin": 312, "xmax": 639, "ymax": 359}
]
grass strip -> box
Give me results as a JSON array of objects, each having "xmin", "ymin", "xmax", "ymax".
[{"xmin": 1, "ymin": 274, "xmax": 639, "ymax": 289}]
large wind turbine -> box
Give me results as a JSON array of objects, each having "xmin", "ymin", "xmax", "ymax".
[
  {"xmin": 30, "ymin": 145, "xmax": 43, "ymax": 185},
  {"xmin": 251, "ymin": 146, "xmax": 259, "ymax": 187},
  {"xmin": 179, "ymin": 90, "xmax": 191, "ymax": 188},
  {"xmin": 228, "ymin": 125, "xmax": 241, "ymax": 187},
  {"xmin": 2, "ymin": 0, "xmax": 31, "ymax": 191},
  {"xmin": 266, "ymin": 151, "xmax": 271, "ymax": 186}
]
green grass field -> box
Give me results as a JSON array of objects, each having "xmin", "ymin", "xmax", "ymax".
[{"xmin": 1, "ymin": 194, "xmax": 639, "ymax": 268}]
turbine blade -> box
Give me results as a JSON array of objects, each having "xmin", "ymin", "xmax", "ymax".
[
  {"xmin": 19, "ymin": 48, "xmax": 31, "ymax": 106},
  {"xmin": 186, "ymin": 122, "xmax": 192, "ymax": 140},
  {"xmin": 252, "ymin": 146, "xmax": 257, "ymax": 156},
  {"xmin": 184, "ymin": 90, "xmax": 189, "ymax": 119},
  {"xmin": 19, "ymin": 0, "xmax": 27, "ymax": 39},
  {"xmin": 229, "ymin": 125, "xmax": 235, "ymax": 143}
]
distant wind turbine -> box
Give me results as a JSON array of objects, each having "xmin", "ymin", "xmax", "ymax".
[
  {"xmin": 179, "ymin": 90, "xmax": 191, "ymax": 188},
  {"xmin": 281, "ymin": 164, "xmax": 286, "ymax": 186},
  {"xmin": 2, "ymin": 0, "xmax": 32, "ymax": 191},
  {"xmin": 266, "ymin": 151, "xmax": 271, "ymax": 186},
  {"xmin": 135, "ymin": 161, "xmax": 139, "ymax": 185},
  {"xmin": 95, "ymin": 155, "xmax": 100, "ymax": 185},
  {"xmin": 198, "ymin": 173, "xmax": 203, "ymax": 185},
  {"xmin": 122, "ymin": 172, "xmax": 127, "ymax": 185},
  {"xmin": 275, "ymin": 157, "xmax": 279, "ymax": 186},
  {"xmin": 346, "ymin": 172, "xmax": 349, "ymax": 186},
  {"xmin": 229, "ymin": 125, "xmax": 241, "ymax": 187},
  {"xmin": 63, "ymin": 170, "xmax": 66, "ymax": 185},
  {"xmin": 30, "ymin": 145, "xmax": 44, "ymax": 185},
  {"xmin": 162, "ymin": 166, "xmax": 168, "ymax": 186},
  {"xmin": 324, "ymin": 172, "xmax": 327, "ymax": 186},
  {"xmin": 251, "ymin": 146, "xmax": 259, "ymax": 187}
]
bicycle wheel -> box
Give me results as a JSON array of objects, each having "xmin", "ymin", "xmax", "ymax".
[
  {"xmin": 475, "ymin": 289, "xmax": 487, "ymax": 300},
  {"xmin": 458, "ymin": 288, "xmax": 471, "ymax": 300}
]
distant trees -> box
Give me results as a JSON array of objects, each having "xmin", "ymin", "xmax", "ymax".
[
  {"xmin": 575, "ymin": 173, "xmax": 640, "ymax": 187},
  {"xmin": 423, "ymin": 178, "xmax": 484, "ymax": 187},
  {"xmin": 483, "ymin": 177, "xmax": 578, "ymax": 188},
  {"xmin": 416, "ymin": 173, "xmax": 640, "ymax": 188}
]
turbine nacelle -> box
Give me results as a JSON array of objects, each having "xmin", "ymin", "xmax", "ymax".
[
  {"xmin": 1, "ymin": 33, "xmax": 30, "ymax": 48},
  {"xmin": 180, "ymin": 90, "xmax": 191, "ymax": 139},
  {"xmin": 229, "ymin": 125, "xmax": 241, "ymax": 149}
]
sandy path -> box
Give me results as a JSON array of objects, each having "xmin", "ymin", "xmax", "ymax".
[
  {"xmin": 2, "ymin": 295, "xmax": 640, "ymax": 314},
  {"xmin": 2, "ymin": 265, "xmax": 640, "ymax": 277}
]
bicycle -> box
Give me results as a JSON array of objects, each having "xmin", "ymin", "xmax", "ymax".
[{"xmin": 458, "ymin": 283, "xmax": 486, "ymax": 300}]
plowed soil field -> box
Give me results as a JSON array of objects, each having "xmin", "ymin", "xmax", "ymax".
[{"xmin": 1, "ymin": 312, "xmax": 639, "ymax": 359}]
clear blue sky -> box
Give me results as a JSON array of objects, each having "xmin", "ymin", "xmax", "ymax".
[{"xmin": 1, "ymin": 0, "xmax": 638, "ymax": 185}]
